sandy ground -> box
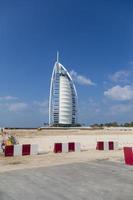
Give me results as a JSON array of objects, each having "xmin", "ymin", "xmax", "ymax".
[
  {"xmin": 8, "ymin": 129, "xmax": 133, "ymax": 152},
  {"xmin": 0, "ymin": 129, "xmax": 131, "ymax": 173},
  {"xmin": 6, "ymin": 128, "xmax": 133, "ymax": 136},
  {"xmin": 0, "ymin": 129, "xmax": 132, "ymax": 200},
  {"xmin": 0, "ymin": 150, "xmax": 124, "ymax": 173}
]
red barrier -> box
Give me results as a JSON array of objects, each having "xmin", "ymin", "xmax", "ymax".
[
  {"xmin": 5, "ymin": 145, "xmax": 14, "ymax": 157},
  {"xmin": 109, "ymin": 141, "xmax": 114, "ymax": 150},
  {"xmin": 96, "ymin": 141, "xmax": 104, "ymax": 150},
  {"xmin": 68, "ymin": 142, "xmax": 75, "ymax": 152},
  {"xmin": 54, "ymin": 143, "xmax": 62, "ymax": 153},
  {"xmin": 123, "ymin": 147, "xmax": 133, "ymax": 165},
  {"xmin": 22, "ymin": 144, "xmax": 31, "ymax": 156}
]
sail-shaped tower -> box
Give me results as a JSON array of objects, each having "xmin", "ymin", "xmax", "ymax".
[{"xmin": 49, "ymin": 53, "xmax": 78, "ymax": 126}]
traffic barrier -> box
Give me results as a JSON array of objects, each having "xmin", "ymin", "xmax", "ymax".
[
  {"xmin": 54, "ymin": 142, "xmax": 81, "ymax": 153},
  {"xmin": 62, "ymin": 143, "xmax": 68, "ymax": 153},
  {"xmin": 5, "ymin": 144, "xmax": 38, "ymax": 157},
  {"xmin": 22, "ymin": 144, "xmax": 30, "ymax": 156},
  {"xmin": 54, "ymin": 143, "xmax": 62, "ymax": 153},
  {"xmin": 96, "ymin": 141, "xmax": 118, "ymax": 150},
  {"xmin": 31, "ymin": 144, "xmax": 38, "ymax": 155},
  {"xmin": 14, "ymin": 144, "xmax": 22, "ymax": 156},
  {"xmin": 109, "ymin": 141, "xmax": 114, "ymax": 150},
  {"xmin": 68, "ymin": 142, "xmax": 75, "ymax": 152},
  {"xmin": 96, "ymin": 141, "xmax": 104, "ymax": 150},
  {"xmin": 123, "ymin": 147, "xmax": 133, "ymax": 165},
  {"xmin": 5, "ymin": 145, "xmax": 14, "ymax": 157},
  {"xmin": 75, "ymin": 142, "xmax": 81, "ymax": 152}
]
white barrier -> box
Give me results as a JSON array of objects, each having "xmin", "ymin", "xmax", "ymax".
[
  {"xmin": 14, "ymin": 144, "xmax": 22, "ymax": 156},
  {"xmin": 75, "ymin": 142, "xmax": 81, "ymax": 152},
  {"xmin": 31, "ymin": 144, "xmax": 38, "ymax": 155},
  {"xmin": 104, "ymin": 142, "xmax": 108, "ymax": 151},
  {"xmin": 62, "ymin": 143, "xmax": 68, "ymax": 153},
  {"xmin": 114, "ymin": 142, "xmax": 118, "ymax": 150}
]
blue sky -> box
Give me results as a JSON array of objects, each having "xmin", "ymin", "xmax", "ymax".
[{"xmin": 0, "ymin": 0, "xmax": 133, "ymax": 127}]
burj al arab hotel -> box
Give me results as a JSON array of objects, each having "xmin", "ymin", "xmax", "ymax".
[{"xmin": 49, "ymin": 53, "xmax": 78, "ymax": 126}]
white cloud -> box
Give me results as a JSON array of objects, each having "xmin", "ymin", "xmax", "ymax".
[
  {"xmin": 34, "ymin": 100, "xmax": 48, "ymax": 107},
  {"xmin": 8, "ymin": 102, "xmax": 28, "ymax": 112},
  {"xmin": 79, "ymin": 99, "xmax": 101, "ymax": 122},
  {"xmin": 0, "ymin": 96, "xmax": 18, "ymax": 101},
  {"xmin": 0, "ymin": 96, "xmax": 28, "ymax": 112},
  {"xmin": 33, "ymin": 100, "xmax": 48, "ymax": 115},
  {"xmin": 70, "ymin": 70, "xmax": 95, "ymax": 86},
  {"xmin": 104, "ymin": 85, "xmax": 133, "ymax": 101},
  {"xmin": 109, "ymin": 70, "xmax": 130, "ymax": 83},
  {"xmin": 110, "ymin": 104, "xmax": 133, "ymax": 115},
  {"xmin": 0, "ymin": 95, "xmax": 48, "ymax": 115},
  {"xmin": 129, "ymin": 61, "xmax": 133, "ymax": 65}
]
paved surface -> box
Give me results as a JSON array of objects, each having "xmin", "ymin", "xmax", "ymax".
[{"xmin": 0, "ymin": 161, "xmax": 133, "ymax": 200}]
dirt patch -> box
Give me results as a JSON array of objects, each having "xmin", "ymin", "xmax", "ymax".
[{"xmin": 8, "ymin": 161, "xmax": 22, "ymax": 165}]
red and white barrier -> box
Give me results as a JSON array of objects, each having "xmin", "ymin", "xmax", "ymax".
[
  {"xmin": 123, "ymin": 147, "xmax": 133, "ymax": 165},
  {"xmin": 54, "ymin": 142, "xmax": 81, "ymax": 153},
  {"xmin": 96, "ymin": 141, "xmax": 118, "ymax": 150},
  {"xmin": 5, "ymin": 144, "xmax": 38, "ymax": 157}
]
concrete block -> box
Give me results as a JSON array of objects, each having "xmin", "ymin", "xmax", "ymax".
[
  {"xmin": 22, "ymin": 144, "xmax": 31, "ymax": 156},
  {"xmin": 68, "ymin": 142, "xmax": 75, "ymax": 152},
  {"xmin": 14, "ymin": 145, "xmax": 22, "ymax": 156},
  {"xmin": 5, "ymin": 145, "xmax": 14, "ymax": 157},
  {"xmin": 114, "ymin": 142, "xmax": 118, "ymax": 150},
  {"xmin": 54, "ymin": 143, "xmax": 62, "ymax": 153},
  {"xmin": 123, "ymin": 147, "xmax": 133, "ymax": 165},
  {"xmin": 104, "ymin": 142, "xmax": 109, "ymax": 150},
  {"xmin": 62, "ymin": 143, "xmax": 68, "ymax": 153},
  {"xmin": 31, "ymin": 144, "xmax": 38, "ymax": 155},
  {"xmin": 75, "ymin": 143, "xmax": 81, "ymax": 152}
]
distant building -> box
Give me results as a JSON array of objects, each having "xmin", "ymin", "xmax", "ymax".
[{"xmin": 49, "ymin": 53, "xmax": 78, "ymax": 126}]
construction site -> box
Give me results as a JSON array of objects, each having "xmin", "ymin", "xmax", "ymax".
[{"xmin": 0, "ymin": 128, "xmax": 133, "ymax": 199}]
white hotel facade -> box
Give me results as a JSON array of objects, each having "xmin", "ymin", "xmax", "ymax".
[{"xmin": 49, "ymin": 54, "xmax": 78, "ymax": 126}]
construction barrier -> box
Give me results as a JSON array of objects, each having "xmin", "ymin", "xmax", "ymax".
[
  {"xmin": 123, "ymin": 147, "xmax": 133, "ymax": 165},
  {"xmin": 68, "ymin": 142, "xmax": 75, "ymax": 152},
  {"xmin": 54, "ymin": 142, "xmax": 81, "ymax": 153},
  {"xmin": 54, "ymin": 143, "xmax": 62, "ymax": 153},
  {"xmin": 5, "ymin": 144, "xmax": 38, "ymax": 157},
  {"xmin": 5, "ymin": 145, "xmax": 14, "ymax": 157},
  {"xmin": 75, "ymin": 142, "xmax": 81, "ymax": 152},
  {"xmin": 14, "ymin": 144, "xmax": 22, "ymax": 156},
  {"xmin": 96, "ymin": 141, "xmax": 118, "ymax": 150},
  {"xmin": 22, "ymin": 144, "xmax": 31, "ymax": 156},
  {"xmin": 62, "ymin": 143, "xmax": 68, "ymax": 153}
]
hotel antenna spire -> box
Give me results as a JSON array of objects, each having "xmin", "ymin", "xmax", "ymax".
[{"xmin": 57, "ymin": 51, "xmax": 59, "ymax": 63}]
